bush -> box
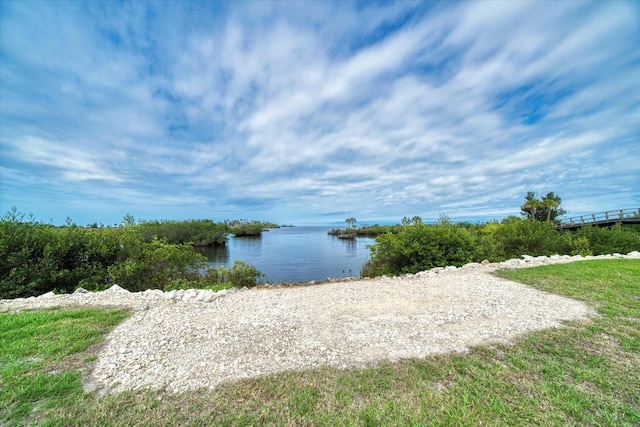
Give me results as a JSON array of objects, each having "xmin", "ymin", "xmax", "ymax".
[
  {"xmin": 491, "ymin": 216, "xmax": 568, "ymax": 259},
  {"xmin": 137, "ymin": 219, "xmax": 229, "ymax": 246},
  {"xmin": 365, "ymin": 217, "xmax": 476, "ymax": 276},
  {"xmin": 0, "ymin": 209, "xmax": 114, "ymax": 298},
  {"xmin": 202, "ymin": 261, "xmax": 264, "ymax": 288},
  {"xmin": 0, "ymin": 208, "xmax": 263, "ymax": 298},
  {"xmin": 573, "ymin": 225, "xmax": 640, "ymax": 255},
  {"xmin": 570, "ymin": 236, "xmax": 593, "ymax": 256},
  {"xmin": 106, "ymin": 235, "xmax": 207, "ymax": 292},
  {"xmin": 231, "ymin": 224, "xmax": 264, "ymax": 237}
]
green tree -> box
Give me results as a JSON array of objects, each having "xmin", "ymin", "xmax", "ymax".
[
  {"xmin": 122, "ymin": 213, "xmax": 136, "ymax": 227},
  {"xmin": 541, "ymin": 192, "xmax": 563, "ymax": 222},
  {"xmin": 365, "ymin": 217, "xmax": 476, "ymax": 276},
  {"xmin": 521, "ymin": 191, "xmax": 566, "ymax": 222},
  {"xmin": 345, "ymin": 217, "xmax": 357, "ymax": 229}
]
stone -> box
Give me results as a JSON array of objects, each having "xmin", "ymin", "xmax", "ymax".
[
  {"xmin": 462, "ymin": 262, "xmax": 481, "ymax": 269},
  {"xmin": 104, "ymin": 284, "xmax": 130, "ymax": 294},
  {"xmin": 181, "ymin": 289, "xmax": 197, "ymax": 302},
  {"xmin": 481, "ymin": 259, "xmax": 490, "ymax": 265},
  {"xmin": 73, "ymin": 287, "xmax": 90, "ymax": 294},
  {"xmin": 197, "ymin": 290, "xmax": 214, "ymax": 303},
  {"xmin": 142, "ymin": 289, "xmax": 163, "ymax": 297}
]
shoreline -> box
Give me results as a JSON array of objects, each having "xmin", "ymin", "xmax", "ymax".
[{"xmin": 3, "ymin": 252, "xmax": 638, "ymax": 308}]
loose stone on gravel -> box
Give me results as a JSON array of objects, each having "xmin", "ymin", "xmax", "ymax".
[{"xmin": 1, "ymin": 253, "xmax": 638, "ymax": 394}]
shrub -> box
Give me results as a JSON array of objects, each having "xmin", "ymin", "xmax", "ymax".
[
  {"xmin": 0, "ymin": 208, "xmax": 262, "ymax": 298},
  {"xmin": 0, "ymin": 209, "xmax": 115, "ymax": 298},
  {"xmin": 202, "ymin": 261, "xmax": 264, "ymax": 288},
  {"xmin": 365, "ymin": 217, "xmax": 476, "ymax": 276},
  {"xmin": 570, "ymin": 236, "xmax": 593, "ymax": 256},
  {"xmin": 137, "ymin": 219, "xmax": 229, "ymax": 246},
  {"xmin": 573, "ymin": 225, "xmax": 640, "ymax": 255},
  {"xmin": 231, "ymin": 224, "xmax": 264, "ymax": 237},
  {"xmin": 106, "ymin": 236, "xmax": 207, "ymax": 292},
  {"xmin": 491, "ymin": 216, "xmax": 568, "ymax": 259}
]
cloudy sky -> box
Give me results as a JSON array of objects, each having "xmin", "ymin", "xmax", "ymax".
[{"xmin": 1, "ymin": 1, "xmax": 638, "ymax": 226}]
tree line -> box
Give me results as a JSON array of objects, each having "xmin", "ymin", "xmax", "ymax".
[
  {"xmin": 0, "ymin": 208, "xmax": 264, "ymax": 299},
  {"xmin": 362, "ymin": 193, "xmax": 639, "ymax": 277}
]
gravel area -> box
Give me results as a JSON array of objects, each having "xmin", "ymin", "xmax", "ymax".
[{"xmin": 3, "ymin": 253, "xmax": 637, "ymax": 394}]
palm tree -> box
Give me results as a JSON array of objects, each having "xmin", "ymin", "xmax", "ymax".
[
  {"xmin": 523, "ymin": 195, "xmax": 542, "ymax": 221},
  {"xmin": 345, "ymin": 217, "xmax": 357, "ymax": 229},
  {"xmin": 542, "ymin": 194, "xmax": 560, "ymax": 222}
]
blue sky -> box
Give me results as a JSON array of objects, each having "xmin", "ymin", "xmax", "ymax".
[{"xmin": 1, "ymin": 1, "xmax": 639, "ymax": 226}]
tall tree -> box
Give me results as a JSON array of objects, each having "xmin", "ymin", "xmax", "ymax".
[
  {"xmin": 521, "ymin": 191, "xmax": 566, "ymax": 222},
  {"xmin": 542, "ymin": 192, "xmax": 561, "ymax": 222},
  {"xmin": 345, "ymin": 217, "xmax": 357, "ymax": 228},
  {"xmin": 521, "ymin": 192, "xmax": 542, "ymax": 221}
]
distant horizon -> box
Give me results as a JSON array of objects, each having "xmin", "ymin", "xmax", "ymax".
[
  {"xmin": 5, "ymin": 205, "xmax": 635, "ymax": 228},
  {"xmin": 1, "ymin": 1, "xmax": 638, "ymax": 225}
]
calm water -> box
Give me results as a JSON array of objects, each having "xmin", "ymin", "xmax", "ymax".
[{"xmin": 194, "ymin": 226, "xmax": 375, "ymax": 283}]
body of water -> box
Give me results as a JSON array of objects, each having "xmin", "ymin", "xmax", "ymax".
[{"xmin": 194, "ymin": 226, "xmax": 376, "ymax": 283}]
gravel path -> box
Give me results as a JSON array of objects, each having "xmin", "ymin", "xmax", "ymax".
[{"xmin": 3, "ymin": 254, "xmax": 637, "ymax": 394}]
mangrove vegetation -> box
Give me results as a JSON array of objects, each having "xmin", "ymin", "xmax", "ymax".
[{"xmin": 0, "ymin": 208, "xmax": 265, "ymax": 299}]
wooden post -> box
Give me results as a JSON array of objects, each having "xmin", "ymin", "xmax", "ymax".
[
  {"xmin": 619, "ymin": 210, "xmax": 623, "ymax": 220},
  {"xmin": 605, "ymin": 211, "xmax": 609, "ymax": 221},
  {"xmin": 592, "ymin": 214, "xmax": 596, "ymax": 223}
]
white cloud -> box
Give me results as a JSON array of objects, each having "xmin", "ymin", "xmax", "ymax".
[{"xmin": 0, "ymin": 0, "xmax": 638, "ymax": 224}]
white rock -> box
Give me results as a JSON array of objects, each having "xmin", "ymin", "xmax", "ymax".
[
  {"xmin": 104, "ymin": 284, "xmax": 130, "ymax": 294},
  {"xmin": 181, "ymin": 289, "xmax": 197, "ymax": 302},
  {"xmin": 142, "ymin": 289, "xmax": 163, "ymax": 298},
  {"xmin": 196, "ymin": 290, "xmax": 214, "ymax": 303},
  {"xmin": 462, "ymin": 262, "xmax": 481, "ymax": 269}
]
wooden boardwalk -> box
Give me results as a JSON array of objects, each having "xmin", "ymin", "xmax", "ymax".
[{"xmin": 557, "ymin": 208, "xmax": 640, "ymax": 230}]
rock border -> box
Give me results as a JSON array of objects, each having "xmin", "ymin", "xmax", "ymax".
[{"xmin": 1, "ymin": 251, "xmax": 638, "ymax": 310}]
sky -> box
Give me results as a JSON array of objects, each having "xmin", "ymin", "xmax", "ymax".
[{"xmin": 1, "ymin": 1, "xmax": 639, "ymax": 226}]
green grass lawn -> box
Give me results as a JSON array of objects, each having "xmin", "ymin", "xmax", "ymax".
[{"xmin": 1, "ymin": 259, "xmax": 638, "ymax": 426}]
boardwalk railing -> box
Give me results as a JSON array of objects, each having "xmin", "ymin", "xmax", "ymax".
[{"xmin": 558, "ymin": 208, "xmax": 640, "ymax": 230}]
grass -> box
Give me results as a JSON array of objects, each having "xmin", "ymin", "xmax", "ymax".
[
  {"xmin": 1, "ymin": 259, "xmax": 638, "ymax": 426},
  {"xmin": 0, "ymin": 307, "xmax": 129, "ymax": 426}
]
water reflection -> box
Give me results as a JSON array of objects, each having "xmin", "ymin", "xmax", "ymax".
[
  {"xmin": 193, "ymin": 226, "xmax": 375, "ymax": 283},
  {"xmin": 336, "ymin": 236, "xmax": 357, "ymax": 256},
  {"xmin": 233, "ymin": 235, "xmax": 263, "ymax": 259},
  {"xmin": 193, "ymin": 246, "xmax": 229, "ymax": 264}
]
